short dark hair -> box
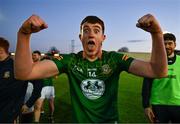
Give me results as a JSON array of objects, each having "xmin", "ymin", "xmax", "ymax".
[
  {"xmin": 0, "ymin": 37, "xmax": 9, "ymax": 53},
  {"xmin": 163, "ymin": 33, "xmax": 176, "ymax": 43},
  {"xmin": 80, "ymin": 16, "xmax": 105, "ymax": 34},
  {"xmin": 33, "ymin": 50, "xmax": 41, "ymax": 55}
]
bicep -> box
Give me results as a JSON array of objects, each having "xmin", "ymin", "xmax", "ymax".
[
  {"xmin": 128, "ymin": 59, "xmax": 155, "ymax": 78},
  {"xmin": 27, "ymin": 60, "xmax": 59, "ymax": 80}
]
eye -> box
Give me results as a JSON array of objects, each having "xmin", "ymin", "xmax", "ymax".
[
  {"xmin": 83, "ymin": 29, "xmax": 89, "ymax": 34},
  {"xmin": 94, "ymin": 29, "xmax": 100, "ymax": 34}
]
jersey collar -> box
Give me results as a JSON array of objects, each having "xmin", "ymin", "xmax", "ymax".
[{"xmin": 82, "ymin": 51, "xmax": 102, "ymax": 61}]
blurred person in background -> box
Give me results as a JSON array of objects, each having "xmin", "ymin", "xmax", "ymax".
[
  {"xmin": 142, "ymin": 32, "xmax": 180, "ymax": 123},
  {"xmin": 20, "ymin": 77, "xmax": 43, "ymax": 122},
  {"xmin": 33, "ymin": 52, "xmax": 55, "ymax": 123},
  {"xmin": 0, "ymin": 37, "xmax": 27, "ymax": 123}
]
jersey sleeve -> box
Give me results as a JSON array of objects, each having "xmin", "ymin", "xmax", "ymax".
[
  {"xmin": 25, "ymin": 80, "xmax": 43, "ymax": 108},
  {"xmin": 52, "ymin": 54, "xmax": 72, "ymax": 74},
  {"xmin": 112, "ymin": 52, "xmax": 134, "ymax": 72},
  {"xmin": 142, "ymin": 77, "xmax": 153, "ymax": 108}
]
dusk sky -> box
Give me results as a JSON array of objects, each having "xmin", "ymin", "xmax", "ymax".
[{"xmin": 0, "ymin": 0, "xmax": 180, "ymax": 53}]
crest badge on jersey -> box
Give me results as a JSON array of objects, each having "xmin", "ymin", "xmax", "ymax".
[
  {"xmin": 102, "ymin": 64, "xmax": 111, "ymax": 75},
  {"xmin": 3, "ymin": 71, "xmax": 10, "ymax": 78},
  {"xmin": 81, "ymin": 79, "xmax": 105, "ymax": 100}
]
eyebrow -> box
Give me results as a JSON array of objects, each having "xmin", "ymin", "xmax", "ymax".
[
  {"xmin": 93, "ymin": 25, "xmax": 101, "ymax": 29},
  {"xmin": 83, "ymin": 25, "xmax": 101, "ymax": 29}
]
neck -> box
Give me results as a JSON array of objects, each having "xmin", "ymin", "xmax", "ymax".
[
  {"xmin": 168, "ymin": 52, "xmax": 175, "ymax": 58},
  {"xmin": 83, "ymin": 50, "xmax": 102, "ymax": 62},
  {"xmin": 0, "ymin": 54, "xmax": 9, "ymax": 61}
]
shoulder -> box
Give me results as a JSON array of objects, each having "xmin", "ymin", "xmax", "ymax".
[
  {"xmin": 176, "ymin": 54, "xmax": 180, "ymax": 58},
  {"xmin": 60, "ymin": 51, "xmax": 83, "ymax": 61},
  {"xmin": 58, "ymin": 52, "xmax": 81, "ymax": 59},
  {"xmin": 103, "ymin": 50, "xmax": 123, "ymax": 57},
  {"xmin": 175, "ymin": 54, "xmax": 180, "ymax": 62},
  {"xmin": 175, "ymin": 54, "xmax": 180, "ymax": 61},
  {"xmin": 103, "ymin": 50, "xmax": 131, "ymax": 61},
  {"xmin": 52, "ymin": 52, "xmax": 81, "ymax": 67},
  {"xmin": 3, "ymin": 56, "xmax": 14, "ymax": 66}
]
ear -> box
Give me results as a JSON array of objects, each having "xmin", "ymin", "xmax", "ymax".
[
  {"xmin": 174, "ymin": 42, "xmax": 176, "ymax": 48},
  {"xmin": 79, "ymin": 34, "xmax": 82, "ymax": 41},
  {"xmin": 102, "ymin": 34, "xmax": 106, "ymax": 42}
]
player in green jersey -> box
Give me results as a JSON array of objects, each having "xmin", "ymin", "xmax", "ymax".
[
  {"xmin": 31, "ymin": 51, "xmax": 55, "ymax": 123},
  {"xmin": 142, "ymin": 32, "xmax": 180, "ymax": 123},
  {"xmin": 14, "ymin": 14, "xmax": 167, "ymax": 123}
]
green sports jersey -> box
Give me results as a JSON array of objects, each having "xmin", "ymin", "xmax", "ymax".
[
  {"xmin": 52, "ymin": 50, "xmax": 134, "ymax": 123},
  {"xmin": 150, "ymin": 55, "xmax": 180, "ymax": 105},
  {"xmin": 41, "ymin": 59, "xmax": 54, "ymax": 87},
  {"xmin": 43, "ymin": 77, "xmax": 53, "ymax": 87}
]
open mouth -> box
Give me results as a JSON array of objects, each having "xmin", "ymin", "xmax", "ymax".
[
  {"xmin": 88, "ymin": 40, "xmax": 95, "ymax": 45},
  {"xmin": 87, "ymin": 40, "xmax": 96, "ymax": 51}
]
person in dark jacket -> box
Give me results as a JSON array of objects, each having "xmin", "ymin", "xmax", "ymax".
[
  {"xmin": 20, "ymin": 79, "xmax": 43, "ymax": 123},
  {"xmin": 0, "ymin": 37, "xmax": 27, "ymax": 123},
  {"xmin": 19, "ymin": 51, "xmax": 43, "ymax": 123}
]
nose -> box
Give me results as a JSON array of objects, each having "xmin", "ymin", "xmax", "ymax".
[
  {"xmin": 88, "ymin": 31, "xmax": 95, "ymax": 38},
  {"xmin": 165, "ymin": 43, "xmax": 170, "ymax": 49}
]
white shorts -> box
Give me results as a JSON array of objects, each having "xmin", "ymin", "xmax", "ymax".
[
  {"xmin": 24, "ymin": 82, "xmax": 34, "ymax": 113},
  {"xmin": 40, "ymin": 86, "xmax": 55, "ymax": 99}
]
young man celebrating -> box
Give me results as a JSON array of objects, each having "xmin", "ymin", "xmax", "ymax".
[
  {"xmin": 142, "ymin": 33, "xmax": 180, "ymax": 123},
  {"xmin": 15, "ymin": 14, "xmax": 167, "ymax": 123}
]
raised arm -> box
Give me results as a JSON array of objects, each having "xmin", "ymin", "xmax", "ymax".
[
  {"xmin": 129, "ymin": 14, "xmax": 167, "ymax": 78},
  {"xmin": 15, "ymin": 15, "xmax": 59, "ymax": 80}
]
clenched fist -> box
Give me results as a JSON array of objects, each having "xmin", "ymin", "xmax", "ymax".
[
  {"xmin": 136, "ymin": 14, "xmax": 162, "ymax": 34},
  {"xmin": 19, "ymin": 15, "xmax": 48, "ymax": 34}
]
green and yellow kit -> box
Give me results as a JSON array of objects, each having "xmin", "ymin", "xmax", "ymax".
[{"xmin": 53, "ymin": 50, "xmax": 134, "ymax": 123}]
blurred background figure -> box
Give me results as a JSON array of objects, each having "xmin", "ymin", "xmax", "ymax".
[
  {"xmin": 20, "ymin": 78, "xmax": 43, "ymax": 123},
  {"xmin": 142, "ymin": 33, "xmax": 180, "ymax": 123},
  {"xmin": 0, "ymin": 37, "xmax": 27, "ymax": 123},
  {"xmin": 33, "ymin": 51, "xmax": 55, "ymax": 123}
]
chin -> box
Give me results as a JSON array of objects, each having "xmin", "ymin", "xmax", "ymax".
[
  {"xmin": 87, "ymin": 52, "xmax": 95, "ymax": 56},
  {"xmin": 87, "ymin": 51, "xmax": 97, "ymax": 56}
]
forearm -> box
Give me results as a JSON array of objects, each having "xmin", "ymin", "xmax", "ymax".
[
  {"xmin": 15, "ymin": 32, "xmax": 33, "ymax": 79},
  {"xmin": 142, "ymin": 78, "xmax": 153, "ymax": 108},
  {"xmin": 150, "ymin": 32, "xmax": 167, "ymax": 77},
  {"xmin": 26, "ymin": 80, "xmax": 43, "ymax": 108}
]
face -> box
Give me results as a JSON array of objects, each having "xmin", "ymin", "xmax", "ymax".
[
  {"xmin": 164, "ymin": 40, "xmax": 176, "ymax": 56},
  {"xmin": 32, "ymin": 53, "xmax": 41, "ymax": 62},
  {"xmin": 79, "ymin": 22, "xmax": 106, "ymax": 59},
  {"xmin": 0, "ymin": 47, "xmax": 8, "ymax": 61}
]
